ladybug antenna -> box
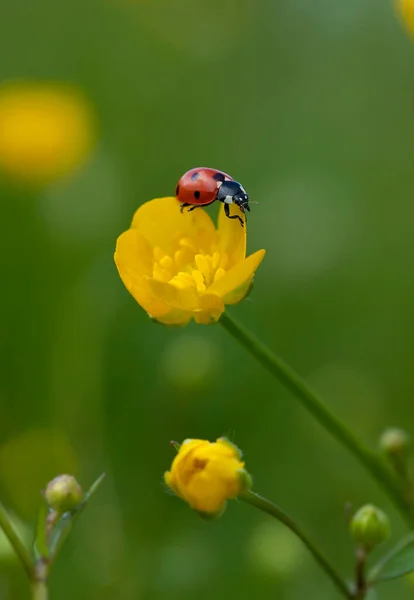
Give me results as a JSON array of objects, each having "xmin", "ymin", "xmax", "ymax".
[{"xmin": 249, "ymin": 200, "xmax": 260, "ymax": 205}]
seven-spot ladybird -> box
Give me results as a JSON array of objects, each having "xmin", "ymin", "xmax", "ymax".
[{"xmin": 175, "ymin": 167, "xmax": 250, "ymax": 226}]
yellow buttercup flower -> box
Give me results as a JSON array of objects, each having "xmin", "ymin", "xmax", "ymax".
[
  {"xmin": 164, "ymin": 438, "xmax": 251, "ymax": 516},
  {"xmin": 396, "ymin": 0, "xmax": 414, "ymax": 36},
  {"xmin": 0, "ymin": 81, "xmax": 95, "ymax": 186},
  {"xmin": 115, "ymin": 197, "xmax": 265, "ymax": 325}
]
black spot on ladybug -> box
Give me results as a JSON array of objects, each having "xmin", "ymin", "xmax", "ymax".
[
  {"xmin": 213, "ymin": 172, "xmax": 225, "ymax": 182},
  {"xmin": 176, "ymin": 184, "xmax": 180, "ymax": 196},
  {"xmin": 191, "ymin": 172, "xmax": 200, "ymax": 181},
  {"xmin": 194, "ymin": 190, "xmax": 200, "ymax": 199}
]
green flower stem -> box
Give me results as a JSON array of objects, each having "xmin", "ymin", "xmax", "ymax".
[
  {"xmin": 241, "ymin": 490, "xmax": 352, "ymax": 599},
  {"xmin": 32, "ymin": 581, "xmax": 48, "ymax": 600},
  {"xmin": 220, "ymin": 312, "xmax": 412, "ymax": 524},
  {"xmin": 32, "ymin": 558, "xmax": 49, "ymax": 600},
  {"xmin": 0, "ymin": 499, "xmax": 33, "ymax": 578}
]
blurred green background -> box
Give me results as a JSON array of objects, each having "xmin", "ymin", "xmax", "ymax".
[{"xmin": 1, "ymin": 0, "xmax": 414, "ymax": 598}]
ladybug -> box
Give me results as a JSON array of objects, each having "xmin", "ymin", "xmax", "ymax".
[{"xmin": 175, "ymin": 167, "xmax": 250, "ymax": 226}]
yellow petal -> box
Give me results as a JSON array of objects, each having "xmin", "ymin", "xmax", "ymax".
[
  {"xmin": 115, "ymin": 230, "xmax": 168, "ymax": 315},
  {"xmin": 174, "ymin": 440, "xmax": 210, "ymax": 471},
  {"xmin": 152, "ymin": 310, "xmax": 192, "ymax": 326},
  {"xmin": 217, "ymin": 203, "xmax": 246, "ymax": 269},
  {"xmin": 148, "ymin": 278, "xmax": 199, "ymax": 311},
  {"xmin": 194, "ymin": 294, "xmax": 225, "ymax": 324},
  {"xmin": 185, "ymin": 476, "xmax": 228, "ymax": 513},
  {"xmin": 115, "ymin": 228, "xmax": 153, "ymax": 277},
  {"xmin": 183, "ymin": 452, "xmax": 243, "ymax": 512},
  {"xmin": 115, "ymin": 229, "xmax": 191, "ymax": 324},
  {"xmin": 131, "ymin": 197, "xmax": 217, "ymax": 254},
  {"xmin": 170, "ymin": 440, "xmax": 210, "ymax": 494},
  {"xmin": 207, "ymin": 249, "xmax": 266, "ymax": 304},
  {"xmin": 215, "ymin": 438, "xmax": 243, "ymax": 459},
  {"xmin": 164, "ymin": 471, "xmax": 173, "ymax": 489}
]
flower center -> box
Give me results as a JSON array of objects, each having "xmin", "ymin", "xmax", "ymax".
[{"xmin": 152, "ymin": 237, "xmax": 228, "ymax": 293}]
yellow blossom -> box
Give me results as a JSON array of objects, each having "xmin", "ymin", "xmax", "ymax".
[
  {"xmin": 114, "ymin": 197, "xmax": 265, "ymax": 325},
  {"xmin": 396, "ymin": 0, "xmax": 414, "ymax": 36},
  {"xmin": 0, "ymin": 81, "xmax": 95, "ymax": 186},
  {"xmin": 164, "ymin": 438, "xmax": 251, "ymax": 516}
]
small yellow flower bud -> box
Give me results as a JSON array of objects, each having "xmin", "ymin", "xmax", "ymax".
[
  {"xmin": 396, "ymin": 0, "xmax": 414, "ymax": 37},
  {"xmin": 164, "ymin": 437, "xmax": 251, "ymax": 516},
  {"xmin": 379, "ymin": 427, "xmax": 410, "ymax": 456},
  {"xmin": 350, "ymin": 504, "xmax": 390, "ymax": 549},
  {"xmin": 45, "ymin": 475, "xmax": 83, "ymax": 514}
]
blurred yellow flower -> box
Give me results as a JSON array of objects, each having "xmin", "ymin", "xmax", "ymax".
[
  {"xmin": 396, "ymin": 0, "xmax": 414, "ymax": 36},
  {"xmin": 115, "ymin": 197, "xmax": 265, "ymax": 325},
  {"xmin": 0, "ymin": 81, "xmax": 95, "ymax": 186},
  {"xmin": 164, "ymin": 438, "xmax": 251, "ymax": 516}
]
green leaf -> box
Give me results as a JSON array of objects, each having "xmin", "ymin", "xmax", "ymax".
[
  {"xmin": 49, "ymin": 513, "xmax": 72, "ymax": 558},
  {"xmin": 368, "ymin": 532, "xmax": 414, "ymax": 584},
  {"xmin": 365, "ymin": 589, "xmax": 378, "ymax": 600},
  {"xmin": 84, "ymin": 472, "xmax": 106, "ymax": 502}
]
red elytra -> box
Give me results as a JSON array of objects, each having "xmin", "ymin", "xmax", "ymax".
[{"xmin": 175, "ymin": 167, "xmax": 233, "ymax": 206}]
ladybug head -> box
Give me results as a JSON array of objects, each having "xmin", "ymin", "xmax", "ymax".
[
  {"xmin": 233, "ymin": 188, "xmax": 250, "ymax": 213},
  {"xmin": 217, "ymin": 180, "xmax": 250, "ymax": 213}
]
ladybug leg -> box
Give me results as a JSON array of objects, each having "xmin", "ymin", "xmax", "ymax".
[
  {"xmin": 187, "ymin": 205, "xmax": 201, "ymax": 212},
  {"xmin": 180, "ymin": 203, "xmax": 192, "ymax": 213},
  {"xmin": 224, "ymin": 203, "xmax": 244, "ymax": 227}
]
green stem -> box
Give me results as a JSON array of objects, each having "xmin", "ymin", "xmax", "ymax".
[
  {"xmin": 32, "ymin": 581, "xmax": 48, "ymax": 600},
  {"xmin": 354, "ymin": 547, "xmax": 367, "ymax": 600},
  {"xmin": 220, "ymin": 312, "xmax": 412, "ymax": 524},
  {"xmin": 241, "ymin": 490, "xmax": 352, "ymax": 599},
  {"xmin": 0, "ymin": 500, "xmax": 33, "ymax": 578}
]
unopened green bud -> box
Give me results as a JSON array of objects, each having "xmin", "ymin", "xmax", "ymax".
[
  {"xmin": 45, "ymin": 475, "xmax": 83, "ymax": 514},
  {"xmin": 380, "ymin": 428, "xmax": 410, "ymax": 456},
  {"xmin": 350, "ymin": 504, "xmax": 390, "ymax": 549}
]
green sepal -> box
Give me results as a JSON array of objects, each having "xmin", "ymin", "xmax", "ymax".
[
  {"xmin": 196, "ymin": 505, "xmax": 226, "ymax": 521},
  {"xmin": 237, "ymin": 469, "xmax": 253, "ymax": 494},
  {"xmin": 216, "ymin": 437, "xmax": 243, "ymax": 459}
]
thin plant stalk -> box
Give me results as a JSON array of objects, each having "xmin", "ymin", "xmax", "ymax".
[
  {"xmin": 0, "ymin": 500, "xmax": 33, "ymax": 578},
  {"xmin": 241, "ymin": 490, "xmax": 352, "ymax": 599},
  {"xmin": 220, "ymin": 312, "xmax": 412, "ymax": 524},
  {"xmin": 31, "ymin": 581, "xmax": 48, "ymax": 600},
  {"xmin": 354, "ymin": 547, "xmax": 368, "ymax": 600}
]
